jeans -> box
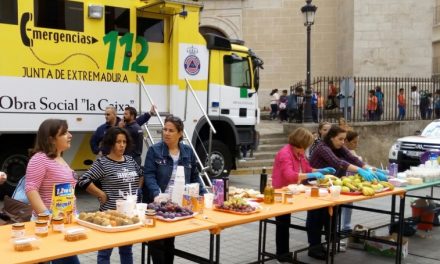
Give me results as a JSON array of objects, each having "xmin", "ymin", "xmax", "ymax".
[
  {"xmin": 398, "ymin": 106, "xmax": 406, "ymax": 120},
  {"xmin": 341, "ymin": 203, "xmax": 353, "ymax": 231},
  {"xmin": 97, "ymin": 245, "xmax": 133, "ymax": 264},
  {"xmin": 51, "ymin": 256, "xmax": 80, "ymax": 264},
  {"xmin": 270, "ymin": 104, "xmax": 278, "ymax": 119}
]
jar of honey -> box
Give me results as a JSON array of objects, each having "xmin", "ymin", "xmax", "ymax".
[
  {"xmin": 284, "ymin": 192, "xmax": 294, "ymax": 204},
  {"xmin": 35, "ymin": 220, "xmax": 48, "ymax": 237},
  {"xmin": 145, "ymin": 209, "xmax": 156, "ymax": 228},
  {"xmin": 311, "ymin": 187, "xmax": 319, "ymax": 197},
  {"xmin": 37, "ymin": 213, "xmax": 50, "ymax": 222},
  {"xmin": 274, "ymin": 192, "xmax": 283, "ymax": 203},
  {"xmin": 11, "ymin": 223, "xmax": 25, "ymax": 238},
  {"xmin": 52, "ymin": 217, "xmax": 64, "ymax": 232}
]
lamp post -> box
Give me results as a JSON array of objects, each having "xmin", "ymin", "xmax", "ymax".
[{"xmin": 301, "ymin": 0, "xmax": 317, "ymax": 123}]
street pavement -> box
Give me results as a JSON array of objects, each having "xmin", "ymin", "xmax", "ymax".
[{"xmin": 74, "ymin": 174, "xmax": 440, "ymax": 264}]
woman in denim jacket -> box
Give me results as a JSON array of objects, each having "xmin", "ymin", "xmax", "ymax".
[{"xmin": 143, "ymin": 115, "xmax": 206, "ymax": 264}]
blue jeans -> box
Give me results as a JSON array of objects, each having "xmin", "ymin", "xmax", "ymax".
[
  {"xmin": 341, "ymin": 203, "xmax": 353, "ymax": 231},
  {"xmin": 398, "ymin": 106, "xmax": 406, "ymax": 120},
  {"xmin": 97, "ymin": 245, "xmax": 133, "ymax": 264},
  {"xmin": 52, "ymin": 256, "xmax": 80, "ymax": 264},
  {"xmin": 270, "ymin": 104, "xmax": 278, "ymax": 119}
]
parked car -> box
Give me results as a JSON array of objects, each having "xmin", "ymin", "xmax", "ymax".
[{"xmin": 389, "ymin": 120, "xmax": 440, "ymax": 172}]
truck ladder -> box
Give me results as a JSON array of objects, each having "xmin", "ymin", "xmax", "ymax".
[{"xmin": 137, "ymin": 76, "xmax": 215, "ymax": 190}]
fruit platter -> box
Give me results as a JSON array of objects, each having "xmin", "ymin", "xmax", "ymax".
[
  {"xmin": 316, "ymin": 175, "xmax": 394, "ymax": 196},
  {"xmin": 147, "ymin": 201, "xmax": 196, "ymax": 222},
  {"xmin": 76, "ymin": 210, "xmax": 143, "ymax": 232},
  {"xmin": 214, "ymin": 197, "xmax": 260, "ymax": 215}
]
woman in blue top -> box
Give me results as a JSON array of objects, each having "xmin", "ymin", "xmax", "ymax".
[{"xmin": 143, "ymin": 115, "xmax": 206, "ymax": 264}]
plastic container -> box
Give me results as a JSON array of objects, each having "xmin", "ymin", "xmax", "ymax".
[
  {"xmin": 172, "ymin": 166, "xmax": 185, "ymax": 206},
  {"xmin": 64, "ymin": 227, "xmax": 88, "ymax": 241},
  {"xmin": 411, "ymin": 199, "xmax": 435, "ymax": 231},
  {"xmin": 204, "ymin": 193, "xmax": 214, "ymax": 209},
  {"xmin": 213, "ymin": 179, "xmax": 225, "ymax": 206},
  {"xmin": 12, "ymin": 236, "xmax": 40, "ymax": 251}
]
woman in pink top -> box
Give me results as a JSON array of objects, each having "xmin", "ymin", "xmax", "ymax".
[
  {"xmin": 25, "ymin": 119, "xmax": 79, "ymax": 264},
  {"xmin": 272, "ymin": 127, "xmax": 335, "ymax": 262}
]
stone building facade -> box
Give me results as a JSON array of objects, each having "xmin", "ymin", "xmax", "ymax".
[{"xmin": 200, "ymin": 0, "xmax": 434, "ymax": 109}]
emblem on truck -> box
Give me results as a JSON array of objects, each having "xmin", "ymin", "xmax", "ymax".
[{"xmin": 184, "ymin": 46, "xmax": 200, "ymax": 75}]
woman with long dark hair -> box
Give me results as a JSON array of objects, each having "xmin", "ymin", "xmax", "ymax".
[{"xmin": 25, "ymin": 119, "xmax": 80, "ymax": 264}]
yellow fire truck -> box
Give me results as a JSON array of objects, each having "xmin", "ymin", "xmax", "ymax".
[{"xmin": 0, "ymin": 0, "xmax": 263, "ymax": 196}]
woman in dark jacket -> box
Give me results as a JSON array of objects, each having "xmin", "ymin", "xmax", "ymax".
[
  {"xmin": 307, "ymin": 125, "xmax": 384, "ymax": 260},
  {"xmin": 143, "ymin": 115, "xmax": 206, "ymax": 264}
]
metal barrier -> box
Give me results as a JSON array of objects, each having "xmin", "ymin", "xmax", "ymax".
[{"xmin": 290, "ymin": 76, "xmax": 440, "ymax": 123}]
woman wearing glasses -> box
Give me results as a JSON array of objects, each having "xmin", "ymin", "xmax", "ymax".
[{"xmin": 143, "ymin": 115, "xmax": 206, "ymax": 264}]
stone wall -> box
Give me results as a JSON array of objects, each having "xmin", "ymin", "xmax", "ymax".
[
  {"xmin": 283, "ymin": 120, "xmax": 432, "ymax": 167},
  {"xmin": 353, "ymin": 0, "xmax": 434, "ymax": 77},
  {"xmin": 200, "ymin": 0, "xmax": 435, "ymax": 109}
]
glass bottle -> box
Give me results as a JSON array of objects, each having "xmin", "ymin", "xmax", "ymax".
[{"xmin": 263, "ymin": 177, "xmax": 274, "ymax": 204}]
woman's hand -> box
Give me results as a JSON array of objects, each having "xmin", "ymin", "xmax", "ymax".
[{"xmin": 97, "ymin": 192, "xmax": 108, "ymax": 205}]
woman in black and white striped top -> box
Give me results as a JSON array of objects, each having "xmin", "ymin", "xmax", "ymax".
[{"xmin": 78, "ymin": 126, "xmax": 142, "ymax": 264}]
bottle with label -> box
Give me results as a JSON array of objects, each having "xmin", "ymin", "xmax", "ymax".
[
  {"xmin": 263, "ymin": 177, "xmax": 274, "ymax": 204},
  {"xmin": 222, "ymin": 171, "xmax": 229, "ymax": 202},
  {"xmin": 171, "ymin": 166, "xmax": 185, "ymax": 206}
]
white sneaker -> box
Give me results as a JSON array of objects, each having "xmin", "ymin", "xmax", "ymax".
[{"xmin": 339, "ymin": 241, "xmax": 347, "ymax": 252}]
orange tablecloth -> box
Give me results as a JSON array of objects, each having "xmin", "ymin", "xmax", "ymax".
[
  {"xmin": 0, "ymin": 218, "xmax": 217, "ymax": 264},
  {"xmin": 198, "ymin": 194, "xmax": 334, "ymax": 231}
]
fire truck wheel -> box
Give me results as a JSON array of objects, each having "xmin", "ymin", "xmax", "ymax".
[{"xmin": 197, "ymin": 140, "xmax": 232, "ymax": 178}]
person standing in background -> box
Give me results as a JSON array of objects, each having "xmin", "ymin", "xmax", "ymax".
[
  {"xmin": 410, "ymin": 85, "xmax": 420, "ymax": 120},
  {"xmin": 311, "ymin": 89, "xmax": 319, "ymax": 123},
  {"xmin": 278, "ymin": 90, "xmax": 288, "ymax": 123},
  {"xmin": 119, "ymin": 106, "xmax": 144, "ymax": 166},
  {"xmin": 326, "ymin": 81, "xmax": 338, "ymax": 110},
  {"xmin": 367, "ymin": 90, "xmax": 378, "ymax": 121},
  {"xmin": 269, "ymin": 89, "xmax": 280, "ymax": 120},
  {"xmin": 397, "ymin": 88, "xmax": 406, "ymax": 120},
  {"xmin": 308, "ymin": 121, "xmax": 331, "ymax": 159},
  {"xmin": 374, "ymin": 86, "xmax": 384, "ymax": 120},
  {"xmin": 434, "ymin": 89, "xmax": 440, "ymax": 119},
  {"xmin": 317, "ymin": 91, "xmax": 324, "ymax": 122},
  {"xmin": 90, "ymin": 106, "xmax": 121, "ymax": 156},
  {"xmin": 287, "ymin": 90, "xmax": 298, "ymax": 123}
]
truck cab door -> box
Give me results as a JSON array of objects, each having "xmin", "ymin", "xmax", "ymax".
[{"xmin": 209, "ymin": 52, "xmax": 257, "ymax": 125}]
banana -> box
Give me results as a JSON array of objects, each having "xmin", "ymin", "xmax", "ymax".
[
  {"xmin": 379, "ymin": 181, "xmax": 395, "ymax": 190},
  {"xmin": 341, "ymin": 186, "xmax": 350, "ymax": 193},
  {"xmin": 361, "ymin": 181, "xmax": 371, "ymax": 187},
  {"xmin": 361, "ymin": 186, "xmax": 375, "ymax": 196},
  {"xmin": 344, "ymin": 182, "xmax": 358, "ymax": 191}
]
